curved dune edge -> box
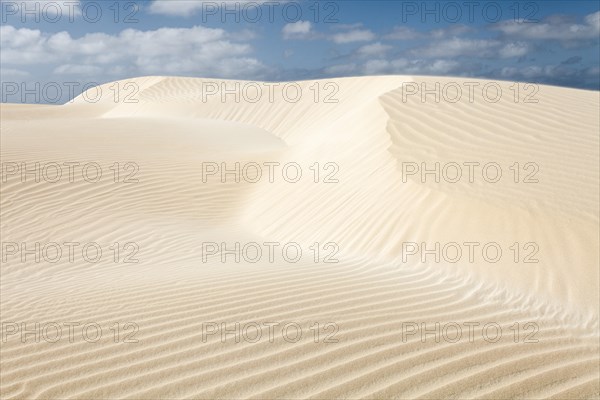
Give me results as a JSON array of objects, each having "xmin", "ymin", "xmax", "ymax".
[{"xmin": 1, "ymin": 75, "xmax": 599, "ymax": 399}]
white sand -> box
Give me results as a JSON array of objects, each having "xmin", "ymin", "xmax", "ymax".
[{"xmin": 1, "ymin": 76, "xmax": 598, "ymax": 399}]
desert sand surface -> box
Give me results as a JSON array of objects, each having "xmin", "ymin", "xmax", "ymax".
[{"xmin": 1, "ymin": 76, "xmax": 599, "ymax": 399}]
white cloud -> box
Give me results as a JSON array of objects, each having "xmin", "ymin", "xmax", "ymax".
[
  {"xmin": 415, "ymin": 38, "xmax": 499, "ymax": 58},
  {"xmin": 281, "ymin": 21, "xmax": 378, "ymax": 43},
  {"xmin": 500, "ymin": 64, "xmax": 597, "ymax": 81},
  {"xmin": 0, "ymin": 0, "xmax": 81, "ymax": 19},
  {"xmin": 385, "ymin": 25, "xmax": 470, "ymax": 41},
  {"xmin": 148, "ymin": 0, "xmax": 205, "ymax": 17},
  {"xmin": 361, "ymin": 58, "xmax": 461, "ymax": 75},
  {"xmin": 332, "ymin": 23, "xmax": 365, "ymax": 31},
  {"xmin": 0, "ymin": 68, "xmax": 30, "ymax": 78},
  {"xmin": 414, "ymin": 38, "xmax": 528, "ymax": 59},
  {"xmin": 430, "ymin": 25, "xmax": 471, "ymax": 39},
  {"xmin": 587, "ymin": 66, "xmax": 600, "ymax": 76},
  {"xmin": 363, "ymin": 59, "xmax": 393, "ymax": 74},
  {"xmin": 282, "ymin": 21, "xmax": 313, "ymax": 40},
  {"xmin": 54, "ymin": 64, "xmax": 103, "ymax": 75},
  {"xmin": 331, "ymin": 29, "xmax": 376, "ymax": 44},
  {"xmin": 384, "ymin": 26, "xmax": 422, "ymax": 40},
  {"xmin": 282, "ymin": 22, "xmax": 375, "ymax": 43},
  {"xmin": 324, "ymin": 63, "xmax": 357, "ymax": 75},
  {"xmin": 148, "ymin": 0, "xmax": 275, "ymax": 17},
  {"xmin": 498, "ymin": 42, "xmax": 529, "ymax": 58},
  {"xmin": 494, "ymin": 11, "xmax": 600, "ymax": 41},
  {"xmin": 424, "ymin": 59, "xmax": 461, "ymax": 74},
  {"xmin": 0, "ymin": 25, "xmax": 269, "ymax": 79},
  {"xmin": 355, "ymin": 42, "xmax": 392, "ymax": 58}
]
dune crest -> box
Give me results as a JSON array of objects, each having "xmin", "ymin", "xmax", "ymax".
[{"xmin": 1, "ymin": 76, "xmax": 598, "ymax": 399}]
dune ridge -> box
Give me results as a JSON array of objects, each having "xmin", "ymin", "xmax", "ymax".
[{"xmin": 1, "ymin": 75, "xmax": 598, "ymax": 399}]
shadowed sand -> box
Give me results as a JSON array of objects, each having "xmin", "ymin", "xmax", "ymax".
[{"xmin": 1, "ymin": 76, "xmax": 598, "ymax": 399}]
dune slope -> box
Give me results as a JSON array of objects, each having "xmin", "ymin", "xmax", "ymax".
[{"xmin": 1, "ymin": 76, "xmax": 598, "ymax": 399}]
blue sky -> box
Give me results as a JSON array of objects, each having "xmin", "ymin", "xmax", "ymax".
[{"xmin": 1, "ymin": 0, "xmax": 599, "ymax": 103}]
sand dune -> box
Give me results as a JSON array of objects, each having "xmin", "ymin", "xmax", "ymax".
[{"xmin": 1, "ymin": 76, "xmax": 598, "ymax": 399}]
